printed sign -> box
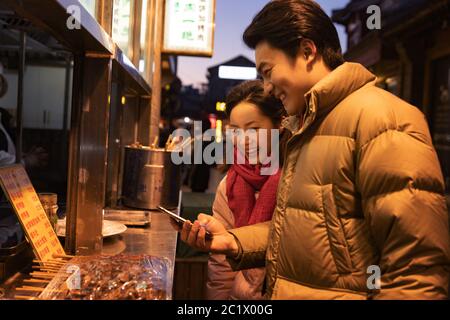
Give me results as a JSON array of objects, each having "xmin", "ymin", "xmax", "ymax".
[
  {"xmin": 163, "ymin": 0, "xmax": 216, "ymax": 57},
  {"xmin": 0, "ymin": 165, "xmax": 65, "ymax": 262}
]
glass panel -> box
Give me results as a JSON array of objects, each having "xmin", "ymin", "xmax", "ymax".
[
  {"xmin": 139, "ymin": 0, "xmax": 148, "ymax": 74},
  {"xmin": 112, "ymin": 0, "xmax": 133, "ymax": 57},
  {"xmin": 79, "ymin": 0, "xmax": 97, "ymax": 18},
  {"xmin": 0, "ymin": 34, "xmax": 73, "ymax": 213}
]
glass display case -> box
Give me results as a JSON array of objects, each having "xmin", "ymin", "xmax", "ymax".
[
  {"xmin": 112, "ymin": 0, "xmax": 134, "ymax": 58},
  {"xmin": 79, "ymin": 0, "xmax": 97, "ymax": 18},
  {"xmin": 139, "ymin": 0, "xmax": 148, "ymax": 73}
]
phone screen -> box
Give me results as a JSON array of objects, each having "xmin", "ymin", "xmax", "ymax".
[
  {"xmin": 157, "ymin": 206, "xmax": 186, "ymax": 224},
  {"xmin": 157, "ymin": 206, "xmax": 213, "ymax": 240}
]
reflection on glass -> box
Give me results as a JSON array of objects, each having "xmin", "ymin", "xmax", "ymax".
[
  {"xmin": 140, "ymin": 0, "xmax": 148, "ymax": 49},
  {"xmin": 112, "ymin": 0, "xmax": 133, "ymax": 56},
  {"xmin": 79, "ymin": 0, "xmax": 97, "ymax": 18},
  {"xmin": 139, "ymin": 0, "xmax": 148, "ymax": 73}
]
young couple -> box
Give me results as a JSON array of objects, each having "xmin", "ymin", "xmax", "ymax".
[{"xmin": 174, "ymin": 0, "xmax": 450, "ymax": 300}]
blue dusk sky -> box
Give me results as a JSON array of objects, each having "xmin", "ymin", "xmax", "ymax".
[{"xmin": 177, "ymin": 0, "xmax": 350, "ymax": 87}]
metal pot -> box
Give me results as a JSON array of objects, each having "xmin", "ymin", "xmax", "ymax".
[{"xmin": 121, "ymin": 146, "xmax": 181, "ymax": 210}]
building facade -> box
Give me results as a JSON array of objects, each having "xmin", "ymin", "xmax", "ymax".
[{"xmin": 333, "ymin": 0, "xmax": 450, "ymax": 196}]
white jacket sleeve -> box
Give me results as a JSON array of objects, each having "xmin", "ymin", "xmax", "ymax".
[{"xmin": 206, "ymin": 177, "xmax": 238, "ymax": 300}]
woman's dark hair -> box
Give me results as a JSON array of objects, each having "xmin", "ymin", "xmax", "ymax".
[
  {"xmin": 225, "ymin": 80, "xmax": 291, "ymax": 167},
  {"xmin": 226, "ymin": 80, "xmax": 285, "ymax": 125},
  {"xmin": 243, "ymin": 0, "xmax": 344, "ymax": 70}
]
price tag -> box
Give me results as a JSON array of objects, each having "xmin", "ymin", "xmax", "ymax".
[{"xmin": 0, "ymin": 164, "xmax": 65, "ymax": 262}]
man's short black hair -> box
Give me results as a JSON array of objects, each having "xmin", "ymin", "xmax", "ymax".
[{"xmin": 243, "ymin": 0, "xmax": 344, "ymax": 70}]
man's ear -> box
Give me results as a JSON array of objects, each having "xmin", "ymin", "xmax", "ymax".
[{"xmin": 299, "ymin": 39, "xmax": 317, "ymax": 63}]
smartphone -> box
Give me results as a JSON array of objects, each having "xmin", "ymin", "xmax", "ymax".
[{"xmin": 157, "ymin": 206, "xmax": 213, "ymax": 240}]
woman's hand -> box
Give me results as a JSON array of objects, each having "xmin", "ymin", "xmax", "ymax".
[{"xmin": 170, "ymin": 214, "xmax": 239, "ymax": 257}]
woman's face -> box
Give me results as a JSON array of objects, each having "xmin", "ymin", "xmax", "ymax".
[{"xmin": 229, "ymin": 101, "xmax": 279, "ymax": 164}]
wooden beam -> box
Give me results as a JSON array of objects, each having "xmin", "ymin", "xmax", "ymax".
[
  {"xmin": 144, "ymin": 0, "xmax": 156, "ymax": 86},
  {"xmin": 150, "ymin": 0, "xmax": 163, "ymax": 142},
  {"xmin": 97, "ymin": 0, "xmax": 113, "ymax": 35},
  {"xmin": 131, "ymin": 0, "xmax": 143, "ymax": 67}
]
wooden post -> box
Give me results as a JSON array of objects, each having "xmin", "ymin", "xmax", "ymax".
[
  {"xmin": 96, "ymin": 0, "xmax": 113, "ymax": 35},
  {"xmin": 131, "ymin": 0, "xmax": 143, "ymax": 67},
  {"xmin": 150, "ymin": 0, "xmax": 163, "ymax": 143},
  {"xmin": 144, "ymin": 0, "xmax": 156, "ymax": 86}
]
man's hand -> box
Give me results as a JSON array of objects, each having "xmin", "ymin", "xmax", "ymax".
[{"xmin": 170, "ymin": 214, "xmax": 239, "ymax": 257}]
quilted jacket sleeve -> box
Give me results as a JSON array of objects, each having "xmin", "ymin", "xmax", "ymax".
[{"xmin": 356, "ymin": 100, "xmax": 450, "ymax": 300}]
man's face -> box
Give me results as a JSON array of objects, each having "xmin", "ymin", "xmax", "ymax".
[{"xmin": 255, "ymin": 41, "xmax": 312, "ymax": 116}]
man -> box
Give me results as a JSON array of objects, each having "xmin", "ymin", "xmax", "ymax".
[{"xmin": 176, "ymin": 0, "xmax": 450, "ymax": 299}]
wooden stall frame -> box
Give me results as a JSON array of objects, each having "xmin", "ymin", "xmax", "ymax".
[{"xmin": 2, "ymin": 0, "xmax": 153, "ymax": 255}]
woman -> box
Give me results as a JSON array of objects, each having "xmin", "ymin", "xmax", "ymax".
[{"xmin": 206, "ymin": 80, "xmax": 290, "ymax": 300}]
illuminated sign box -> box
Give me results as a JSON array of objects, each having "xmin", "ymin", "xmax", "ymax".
[
  {"xmin": 218, "ymin": 66, "xmax": 257, "ymax": 80},
  {"xmin": 163, "ymin": 0, "xmax": 216, "ymax": 57}
]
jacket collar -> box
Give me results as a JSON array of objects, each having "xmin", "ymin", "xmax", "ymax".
[{"xmin": 283, "ymin": 62, "xmax": 377, "ymax": 135}]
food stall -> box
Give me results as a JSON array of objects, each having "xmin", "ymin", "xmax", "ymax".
[{"xmin": 0, "ymin": 0, "xmax": 181, "ymax": 300}]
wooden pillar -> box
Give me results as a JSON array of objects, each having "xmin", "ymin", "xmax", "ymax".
[
  {"xmin": 144, "ymin": 0, "xmax": 156, "ymax": 86},
  {"xmin": 97, "ymin": 0, "xmax": 113, "ymax": 35},
  {"xmin": 150, "ymin": 0, "xmax": 163, "ymax": 142},
  {"xmin": 131, "ymin": 0, "xmax": 143, "ymax": 67}
]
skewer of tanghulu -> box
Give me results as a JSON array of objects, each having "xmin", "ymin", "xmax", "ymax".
[
  {"xmin": 31, "ymin": 257, "xmax": 71, "ymax": 272},
  {"xmin": 29, "ymin": 272, "xmax": 57, "ymax": 279},
  {"xmin": 164, "ymin": 135, "xmax": 173, "ymax": 150},
  {"xmin": 31, "ymin": 266, "xmax": 61, "ymax": 273},
  {"xmin": 14, "ymin": 295, "xmax": 39, "ymax": 300},
  {"xmin": 23, "ymin": 279, "xmax": 51, "ymax": 284},
  {"xmin": 33, "ymin": 259, "xmax": 64, "ymax": 265},
  {"xmin": 151, "ymin": 136, "xmax": 159, "ymax": 149},
  {"xmin": 28, "ymin": 256, "xmax": 73, "ymax": 279},
  {"xmin": 16, "ymin": 286, "xmax": 65, "ymax": 294},
  {"xmin": 33, "ymin": 254, "xmax": 73, "ymax": 265},
  {"xmin": 14, "ymin": 254, "xmax": 74, "ymax": 300},
  {"xmin": 33, "ymin": 261, "xmax": 65, "ymax": 269},
  {"xmin": 15, "ymin": 274, "xmax": 68, "ymax": 299},
  {"xmin": 52, "ymin": 254, "xmax": 74, "ymax": 260},
  {"xmin": 15, "ymin": 276, "xmax": 62, "ymax": 299}
]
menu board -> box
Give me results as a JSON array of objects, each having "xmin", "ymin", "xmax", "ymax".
[
  {"xmin": 0, "ymin": 165, "xmax": 65, "ymax": 262},
  {"xmin": 163, "ymin": 0, "xmax": 216, "ymax": 57}
]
